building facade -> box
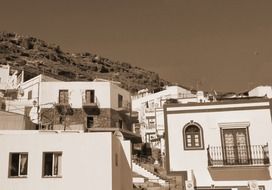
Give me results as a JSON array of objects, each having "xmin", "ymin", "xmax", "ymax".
[
  {"xmin": 0, "ymin": 64, "xmax": 24, "ymax": 90},
  {"xmin": 0, "ymin": 131, "xmax": 132, "ymax": 190},
  {"xmin": 4, "ymin": 74, "xmax": 132, "ymax": 131},
  {"xmin": 164, "ymin": 99, "xmax": 272, "ymax": 190},
  {"xmin": 132, "ymin": 86, "xmax": 210, "ymax": 163},
  {"xmin": 132, "ymin": 86, "xmax": 202, "ymax": 143}
]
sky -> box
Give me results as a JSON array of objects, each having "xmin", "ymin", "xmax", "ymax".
[{"xmin": 1, "ymin": 0, "xmax": 272, "ymax": 92}]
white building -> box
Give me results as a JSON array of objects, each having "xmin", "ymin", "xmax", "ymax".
[
  {"xmin": 131, "ymin": 86, "xmax": 210, "ymax": 159},
  {"xmin": 0, "ymin": 64, "xmax": 23, "ymax": 90},
  {"xmin": 248, "ymin": 86, "xmax": 272, "ymax": 99},
  {"xmin": 0, "ymin": 130, "xmax": 132, "ymax": 190},
  {"xmin": 4, "ymin": 74, "xmax": 132, "ymax": 131},
  {"xmin": 164, "ymin": 99, "xmax": 272, "ymax": 190}
]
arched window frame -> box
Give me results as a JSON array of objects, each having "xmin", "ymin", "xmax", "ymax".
[{"xmin": 183, "ymin": 121, "xmax": 204, "ymax": 150}]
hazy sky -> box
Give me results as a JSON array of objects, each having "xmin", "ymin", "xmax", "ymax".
[{"xmin": 1, "ymin": 0, "xmax": 272, "ymax": 92}]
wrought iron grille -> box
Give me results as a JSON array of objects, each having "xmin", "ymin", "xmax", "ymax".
[{"xmin": 207, "ymin": 144, "xmax": 270, "ymax": 166}]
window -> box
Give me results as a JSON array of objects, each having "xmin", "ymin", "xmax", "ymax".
[
  {"xmin": 118, "ymin": 119, "xmax": 123, "ymax": 129},
  {"xmin": 115, "ymin": 153, "xmax": 118, "ymax": 167},
  {"xmin": 85, "ymin": 90, "xmax": 95, "ymax": 103},
  {"xmin": 59, "ymin": 90, "xmax": 69, "ymax": 104},
  {"xmin": 183, "ymin": 122, "xmax": 204, "ymax": 150},
  {"xmin": 43, "ymin": 152, "xmax": 62, "ymax": 177},
  {"xmin": 9, "ymin": 153, "xmax": 28, "ymax": 177},
  {"xmin": 145, "ymin": 102, "xmax": 149, "ymax": 108},
  {"xmin": 118, "ymin": 94, "xmax": 123, "ymax": 108},
  {"xmin": 87, "ymin": 116, "xmax": 94, "ymax": 128},
  {"xmin": 28, "ymin": 90, "xmax": 32, "ymax": 100}
]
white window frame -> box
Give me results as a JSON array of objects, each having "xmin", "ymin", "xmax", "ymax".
[
  {"xmin": 9, "ymin": 152, "xmax": 28, "ymax": 178},
  {"xmin": 42, "ymin": 152, "xmax": 62, "ymax": 178}
]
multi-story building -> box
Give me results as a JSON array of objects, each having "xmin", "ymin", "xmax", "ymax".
[
  {"xmin": 0, "ymin": 130, "xmax": 132, "ymax": 190},
  {"xmin": 164, "ymin": 98, "xmax": 272, "ymax": 190},
  {"xmin": 132, "ymin": 86, "xmax": 210, "ymax": 160},
  {"xmin": 0, "ymin": 64, "xmax": 24, "ymax": 90},
  {"xmin": 4, "ymin": 74, "xmax": 132, "ymax": 131}
]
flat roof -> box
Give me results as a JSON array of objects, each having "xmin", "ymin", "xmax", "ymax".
[{"xmin": 88, "ymin": 128, "xmax": 142, "ymax": 143}]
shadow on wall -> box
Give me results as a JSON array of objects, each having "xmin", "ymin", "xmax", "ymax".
[{"xmin": 208, "ymin": 167, "xmax": 271, "ymax": 181}]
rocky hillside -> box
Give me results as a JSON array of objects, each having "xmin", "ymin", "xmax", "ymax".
[{"xmin": 0, "ymin": 32, "xmax": 170, "ymax": 93}]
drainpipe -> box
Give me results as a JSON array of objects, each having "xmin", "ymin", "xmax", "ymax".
[{"xmin": 38, "ymin": 78, "xmax": 41, "ymax": 129}]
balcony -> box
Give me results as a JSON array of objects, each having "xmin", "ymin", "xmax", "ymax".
[
  {"xmin": 82, "ymin": 97, "xmax": 99, "ymax": 108},
  {"xmin": 207, "ymin": 144, "xmax": 270, "ymax": 167},
  {"xmin": 82, "ymin": 96, "xmax": 100, "ymax": 114},
  {"xmin": 117, "ymin": 100, "xmax": 131, "ymax": 112}
]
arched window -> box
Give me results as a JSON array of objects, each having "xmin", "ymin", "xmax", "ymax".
[{"xmin": 183, "ymin": 122, "xmax": 204, "ymax": 150}]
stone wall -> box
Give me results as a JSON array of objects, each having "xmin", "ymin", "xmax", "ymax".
[{"xmin": 29, "ymin": 107, "xmax": 134, "ymax": 131}]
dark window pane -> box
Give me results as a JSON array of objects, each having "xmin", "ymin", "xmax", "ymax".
[
  {"xmin": 186, "ymin": 125, "xmax": 200, "ymax": 132},
  {"xmin": 10, "ymin": 153, "xmax": 19, "ymax": 176},
  {"xmin": 118, "ymin": 94, "xmax": 123, "ymax": 108},
  {"xmin": 87, "ymin": 116, "xmax": 94, "ymax": 128},
  {"xmin": 28, "ymin": 91, "xmax": 32, "ymax": 100},
  {"xmin": 119, "ymin": 120, "xmax": 123, "ymax": 129},
  {"xmin": 44, "ymin": 153, "xmax": 53, "ymax": 176}
]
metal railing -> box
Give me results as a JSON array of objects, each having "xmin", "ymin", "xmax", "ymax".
[
  {"xmin": 118, "ymin": 100, "xmax": 131, "ymax": 111},
  {"xmin": 82, "ymin": 95, "xmax": 100, "ymax": 108},
  {"xmin": 207, "ymin": 144, "xmax": 270, "ymax": 167},
  {"xmin": 132, "ymin": 155, "xmax": 155, "ymax": 165}
]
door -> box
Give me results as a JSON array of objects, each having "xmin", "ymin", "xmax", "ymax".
[
  {"xmin": 85, "ymin": 90, "xmax": 95, "ymax": 103},
  {"xmin": 222, "ymin": 128, "xmax": 250, "ymax": 165}
]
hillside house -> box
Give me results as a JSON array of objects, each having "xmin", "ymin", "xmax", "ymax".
[
  {"xmin": 0, "ymin": 130, "xmax": 132, "ymax": 190},
  {"xmin": 164, "ymin": 99, "xmax": 272, "ymax": 190},
  {"xmin": 0, "ymin": 64, "xmax": 24, "ymax": 91},
  {"xmin": 4, "ymin": 74, "xmax": 132, "ymax": 131}
]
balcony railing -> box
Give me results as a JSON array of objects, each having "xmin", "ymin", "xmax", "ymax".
[
  {"xmin": 82, "ymin": 96, "xmax": 100, "ymax": 108},
  {"xmin": 118, "ymin": 100, "xmax": 131, "ymax": 112},
  {"xmin": 207, "ymin": 144, "xmax": 270, "ymax": 167},
  {"xmin": 145, "ymin": 107, "xmax": 155, "ymax": 113}
]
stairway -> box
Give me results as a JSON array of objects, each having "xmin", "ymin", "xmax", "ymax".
[{"xmin": 132, "ymin": 161, "xmax": 168, "ymax": 185}]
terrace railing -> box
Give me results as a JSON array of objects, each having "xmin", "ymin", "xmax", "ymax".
[{"xmin": 207, "ymin": 144, "xmax": 270, "ymax": 167}]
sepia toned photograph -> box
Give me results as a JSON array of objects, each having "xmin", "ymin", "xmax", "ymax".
[{"xmin": 0, "ymin": 0, "xmax": 272, "ymax": 189}]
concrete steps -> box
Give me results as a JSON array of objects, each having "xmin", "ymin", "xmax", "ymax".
[{"xmin": 132, "ymin": 161, "xmax": 168, "ymax": 185}]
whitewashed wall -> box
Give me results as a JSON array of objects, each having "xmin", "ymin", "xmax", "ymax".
[
  {"xmin": 165, "ymin": 101, "xmax": 272, "ymax": 188},
  {"xmin": 5, "ymin": 75, "xmax": 131, "ymax": 114},
  {"xmin": 249, "ymin": 86, "xmax": 272, "ymax": 98},
  {"xmin": 40, "ymin": 81, "xmax": 112, "ymax": 108},
  {"xmin": 0, "ymin": 131, "xmax": 132, "ymax": 190},
  {"xmin": 110, "ymin": 83, "xmax": 131, "ymax": 110}
]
